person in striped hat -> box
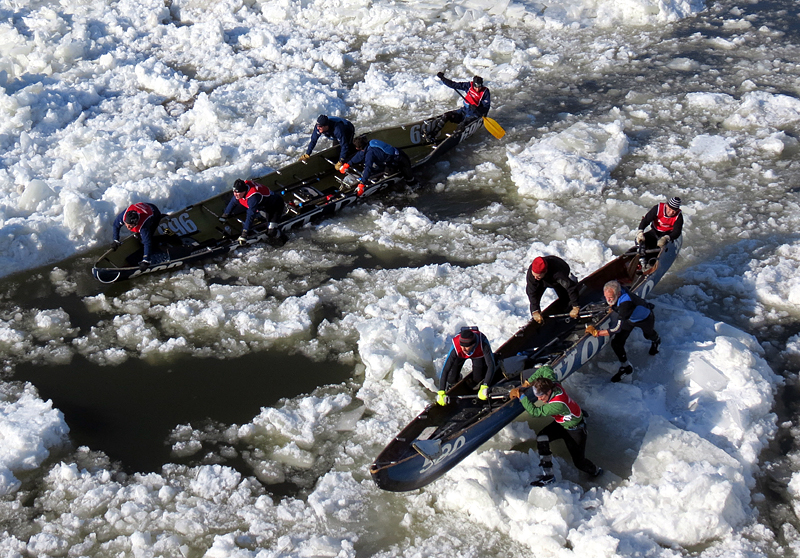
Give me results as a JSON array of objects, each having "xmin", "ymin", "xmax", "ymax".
[
  {"xmin": 635, "ymin": 196, "xmax": 684, "ymax": 250},
  {"xmin": 526, "ymin": 255, "xmax": 580, "ymax": 324},
  {"xmin": 509, "ymin": 365, "xmax": 602, "ymax": 486}
]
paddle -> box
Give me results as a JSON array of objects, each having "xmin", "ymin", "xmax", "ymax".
[{"xmin": 452, "ymin": 88, "xmax": 506, "ymax": 140}]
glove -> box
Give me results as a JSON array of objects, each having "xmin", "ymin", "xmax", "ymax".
[
  {"xmin": 334, "ymin": 161, "xmax": 343, "ymax": 171},
  {"xmin": 569, "ymin": 306, "xmax": 580, "ymax": 319},
  {"xmin": 138, "ymin": 259, "xmax": 150, "ymax": 271},
  {"xmin": 509, "ymin": 387, "xmax": 521, "ymax": 400},
  {"xmin": 585, "ymin": 325, "xmax": 598, "ymax": 337},
  {"xmin": 657, "ymin": 235, "xmax": 669, "ymax": 247},
  {"xmin": 299, "ymin": 153, "xmax": 310, "ymax": 161},
  {"xmin": 532, "ymin": 311, "xmax": 543, "ymax": 324},
  {"xmin": 436, "ymin": 71, "xmax": 444, "ymax": 79},
  {"xmin": 436, "ymin": 390, "xmax": 449, "ymax": 406},
  {"xmin": 636, "ymin": 230, "xmax": 645, "ymax": 244},
  {"xmin": 356, "ymin": 183, "xmax": 365, "ymax": 196},
  {"xmin": 339, "ymin": 163, "xmax": 350, "ymax": 174},
  {"xmin": 112, "ymin": 239, "xmax": 121, "ymax": 251},
  {"xmin": 477, "ymin": 384, "xmax": 488, "ymax": 401},
  {"xmin": 219, "ymin": 214, "xmax": 228, "ymax": 223}
]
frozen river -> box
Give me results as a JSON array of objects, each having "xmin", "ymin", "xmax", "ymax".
[{"xmin": 1, "ymin": 0, "xmax": 800, "ymax": 556}]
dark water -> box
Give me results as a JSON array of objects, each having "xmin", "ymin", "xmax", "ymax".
[
  {"xmin": 13, "ymin": 352, "xmax": 351, "ymax": 475},
  {"xmin": 0, "ymin": 250, "xmax": 358, "ymax": 481}
]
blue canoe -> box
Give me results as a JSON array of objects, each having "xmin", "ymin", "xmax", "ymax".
[{"xmin": 370, "ymin": 238, "xmax": 682, "ymax": 492}]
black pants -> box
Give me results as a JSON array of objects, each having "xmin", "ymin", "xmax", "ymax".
[
  {"xmin": 611, "ymin": 313, "xmax": 658, "ymax": 363},
  {"xmin": 257, "ymin": 194, "xmax": 285, "ymax": 224},
  {"xmin": 643, "ymin": 229, "xmax": 668, "ymax": 250},
  {"xmin": 337, "ymin": 124, "xmax": 356, "ymax": 162},
  {"xmin": 388, "ymin": 151, "xmax": 414, "ymax": 182},
  {"xmin": 441, "ymin": 357, "xmax": 489, "ymax": 389},
  {"xmin": 540, "ymin": 421, "xmax": 597, "ymax": 475}
]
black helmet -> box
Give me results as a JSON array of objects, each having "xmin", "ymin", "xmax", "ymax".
[
  {"xmin": 123, "ymin": 210, "xmax": 139, "ymax": 226},
  {"xmin": 472, "ymin": 75, "xmax": 484, "ymax": 87},
  {"xmin": 317, "ymin": 114, "xmax": 330, "ymax": 127},
  {"xmin": 233, "ymin": 179, "xmax": 248, "ymax": 193}
]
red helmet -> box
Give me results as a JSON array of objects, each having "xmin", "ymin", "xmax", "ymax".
[{"xmin": 531, "ymin": 257, "xmax": 547, "ymax": 274}]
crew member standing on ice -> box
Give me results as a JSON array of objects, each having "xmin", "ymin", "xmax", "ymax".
[
  {"xmin": 340, "ymin": 135, "xmax": 417, "ymax": 196},
  {"xmin": 220, "ymin": 179, "xmax": 286, "ymax": 245},
  {"xmin": 635, "ymin": 196, "xmax": 683, "ymax": 250},
  {"xmin": 585, "ymin": 279, "xmax": 660, "ymax": 383},
  {"xmin": 112, "ymin": 202, "xmax": 162, "ymax": 270},
  {"xmin": 299, "ymin": 115, "xmax": 355, "ymax": 171},
  {"xmin": 509, "ymin": 365, "xmax": 601, "ymax": 486},
  {"xmin": 436, "ymin": 327, "xmax": 496, "ymax": 406},
  {"xmin": 526, "ymin": 256, "xmax": 581, "ymax": 324}
]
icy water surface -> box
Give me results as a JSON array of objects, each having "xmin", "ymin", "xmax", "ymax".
[{"xmin": 2, "ymin": 0, "xmax": 800, "ymax": 556}]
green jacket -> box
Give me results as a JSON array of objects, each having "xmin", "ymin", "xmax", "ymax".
[{"xmin": 519, "ymin": 366, "xmax": 584, "ymax": 429}]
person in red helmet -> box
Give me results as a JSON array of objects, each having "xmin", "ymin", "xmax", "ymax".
[{"xmin": 526, "ymin": 256, "xmax": 580, "ymax": 324}]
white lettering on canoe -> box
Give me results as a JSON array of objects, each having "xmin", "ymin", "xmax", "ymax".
[{"xmin": 419, "ymin": 435, "xmax": 466, "ymax": 474}]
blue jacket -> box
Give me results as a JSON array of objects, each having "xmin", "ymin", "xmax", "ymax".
[
  {"xmin": 347, "ymin": 140, "xmax": 400, "ymax": 184},
  {"xmin": 608, "ymin": 288, "xmax": 652, "ymax": 334},
  {"xmin": 306, "ymin": 116, "xmax": 355, "ymax": 162}
]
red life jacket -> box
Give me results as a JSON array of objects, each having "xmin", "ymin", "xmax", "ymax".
[
  {"xmin": 124, "ymin": 203, "xmax": 155, "ymax": 233},
  {"xmin": 464, "ymin": 85, "xmax": 487, "ymax": 108},
  {"xmin": 548, "ymin": 384, "xmax": 583, "ymax": 424},
  {"xmin": 238, "ymin": 180, "xmax": 273, "ymax": 208},
  {"xmin": 653, "ymin": 202, "xmax": 680, "ymax": 233},
  {"xmin": 452, "ymin": 330, "xmax": 486, "ymax": 359}
]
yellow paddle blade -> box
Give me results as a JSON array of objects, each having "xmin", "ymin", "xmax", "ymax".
[{"xmin": 482, "ymin": 116, "xmax": 505, "ymax": 139}]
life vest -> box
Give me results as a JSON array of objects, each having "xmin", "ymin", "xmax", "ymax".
[
  {"xmin": 616, "ymin": 290, "xmax": 651, "ymax": 322},
  {"xmin": 464, "ymin": 85, "xmax": 487, "ymax": 107},
  {"xmin": 548, "ymin": 384, "xmax": 583, "ymax": 424},
  {"xmin": 653, "ymin": 202, "xmax": 680, "ymax": 233},
  {"xmin": 123, "ymin": 203, "xmax": 155, "ymax": 233},
  {"xmin": 238, "ymin": 181, "xmax": 273, "ymax": 208},
  {"xmin": 369, "ymin": 139, "xmax": 399, "ymax": 158},
  {"xmin": 452, "ymin": 330, "xmax": 486, "ymax": 359}
]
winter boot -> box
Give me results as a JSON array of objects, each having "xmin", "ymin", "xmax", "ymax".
[
  {"xmin": 531, "ymin": 434, "xmax": 554, "ymax": 486},
  {"xmin": 530, "ymin": 474, "xmax": 555, "ymax": 487},
  {"xmin": 649, "ymin": 334, "xmax": 661, "ymax": 355},
  {"xmin": 611, "ymin": 364, "xmax": 633, "ymax": 383}
]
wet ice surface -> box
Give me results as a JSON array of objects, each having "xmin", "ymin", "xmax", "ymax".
[{"xmin": 2, "ymin": 0, "xmax": 800, "ymax": 555}]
